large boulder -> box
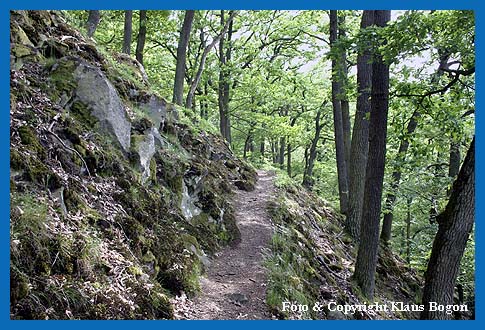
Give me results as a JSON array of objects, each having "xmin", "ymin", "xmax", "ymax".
[
  {"xmin": 49, "ymin": 57, "xmax": 131, "ymax": 153},
  {"xmin": 73, "ymin": 61, "xmax": 131, "ymax": 152}
]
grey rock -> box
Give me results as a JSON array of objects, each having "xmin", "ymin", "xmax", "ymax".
[
  {"xmin": 140, "ymin": 95, "xmax": 178, "ymax": 130},
  {"xmin": 72, "ymin": 62, "xmax": 131, "ymax": 152},
  {"xmin": 227, "ymin": 293, "xmax": 249, "ymax": 305},
  {"xmin": 136, "ymin": 129, "xmax": 156, "ymax": 184}
]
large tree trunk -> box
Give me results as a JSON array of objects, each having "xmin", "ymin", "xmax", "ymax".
[
  {"xmin": 218, "ymin": 10, "xmax": 234, "ymax": 144},
  {"xmin": 420, "ymin": 138, "xmax": 475, "ymax": 320},
  {"xmin": 380, "ymin": 109, "xmax": 420, "ymax": 242},
  {"xmin": 353, "ymin": 10, "xmax": 391, "ymax": 300},
  {"xmin": 173, "ymin": 10, "xmax": 195, "ymax": 106},
  {"xmin": 135, "ymin": 10, "xmax": 147, "ymax": 65},
  {"xmin": 330, "ymin": 10, "xmax": 349, "ymax": 215},
  {"xmin": 122, "ymin": 10, "xmax": 133, "ymax": 55},
  {"xmin": 86, "ymin": 10, "xmax": 100, "ymax": 37},
  {"xmin": 345, "ymin": 10, "xmax": 374, "ymax": 240}
]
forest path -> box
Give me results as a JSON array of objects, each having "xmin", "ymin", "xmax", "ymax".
[{"xmin": 175, "ymin": 170, "xmax": 275, "ymax": 320}]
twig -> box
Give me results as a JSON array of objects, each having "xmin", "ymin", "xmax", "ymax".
[{"xmin": 46, "ymin": 128, "xmax": 92, "ymax": 177}]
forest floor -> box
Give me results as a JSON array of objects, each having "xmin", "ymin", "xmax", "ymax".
[{"xmin": 173, "ymin": 170, "xmax": 276, "ymax": 320}]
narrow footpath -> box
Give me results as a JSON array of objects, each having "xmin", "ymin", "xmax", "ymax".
[{"xmin": 175, "ymin": 170, "xmax": 275, "ymax": 320}]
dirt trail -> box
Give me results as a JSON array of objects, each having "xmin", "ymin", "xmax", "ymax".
[{"xmin": 178, "ymin": 170, "xmax": 275, "ymax": 320}]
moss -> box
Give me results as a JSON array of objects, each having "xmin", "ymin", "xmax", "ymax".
[
  {"xmin": 10, "ymin": 149, "xmax": 24, "ymax": 170},
  {"xmin": 48, "ymin": 57, "xmax": 77, "ymax": 101},
  {"xmin": 18, "ymin": 125, "xmax": 46, "ymax": 159},
  {"xmin": 69, "ymin": 100, "xmax": 98, "ymax": 128}
]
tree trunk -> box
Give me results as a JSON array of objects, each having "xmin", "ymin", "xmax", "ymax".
[
  {"xmin": 279, "ymin": 136, "xmax": 286, "ymax": 169},
  {"xmin": 406, "ymin": 197, "xmax": 412, "ymax": 264},
  {"xmin": 186, "ymin": 11, "xmax": 237, "ymax": 109},
  {"xmin": 345, "ymin": 10, "xmax": 374, "ymax": 240},
  {"xmin": 339, "ymin": 14, "xmax": 351, "ymax": 167},
  {"xmin": 173, "ymin": 10, "xmax": 195, "ymax": 106},
  {"xmin": 380, "ymin": 109, "xmax": 420, "ymax": 242},
  {"xmin": 122, "ymin": 10, "xmax": 133, "ymax": 55},
  {"xmin": 135, "ymin": 10, "xmax": 147, "ymax": 65},
  {"xmin": 86, "ymin": 10, "xmax": 100, "ymax": 37},
  {"xmin": 353, "ymin": 10, "xmax": 391, "ymax": 300},
  {"xmin": 420, "ymin": 138, "xmax": 475, "ymax": 320},
  {"xmin": 303, "ymin": 110, "xmax": 323, "ymax": 190},
  {"xmin": 260, "ymin": 138, "xmax": 265, "ymax": 158},
  {"xmin": 449, "ymin": 141, "xmax": 461, "ymax": 175},
  {"xmin": 287, "ymin": 143, "xmax": 292, "ymax": 177},
  {"xmin": 330, "ymin": 10, "xmax": 349, "ymax": 214},
  {"xmin": 218, "ymin": 10, "xmax": 234, "ymax": 144}
]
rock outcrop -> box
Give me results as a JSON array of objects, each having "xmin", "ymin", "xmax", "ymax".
[{"xmin": 10, "ymin": 10, "xmax": 256, "ymax": 320}]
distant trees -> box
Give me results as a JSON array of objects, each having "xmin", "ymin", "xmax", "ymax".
[
  {"xmin": 421, "ymin": 138, "xmax": 474, "ymax": 319},
  {"xmin": 353, "ymin": 10, "xmax": 391, "ymax": 299}
]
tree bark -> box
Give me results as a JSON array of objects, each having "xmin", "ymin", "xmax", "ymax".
[
  {"xmin": 279, "ymin": 136, "xmax": 286, "ymax": 169},
  {"xmin": 420, "ymin": 137, "xmax": 475, "ymax": 320},
  {"xmin": 330, "ymin": 10, "xmax": 349, "ymax": 214},
  {"xmin": 186, "ymin": 11, "xmax": 237, "ymax": 109},
  {"xmin": 122, "ymin": 10, "xmax": 133, "ymax": 55},
  {"xmin": 173, "ymin": 10, "xmax": 195, "ymax": 106},
  {"xmin": 449, "ymin": 141, "xmax": 461, "ymax": 177},
  {"xmin": 353, "ymin": 10, "xmax": 391, "ymax": 300},
  {"xmin": 339, "ymin": 14, "xmax": 352, "ymax": 167},
  {"xmin": 86, "ymin": 10, "xmax": 100, "ymax": 38},
  {"xmin": 345, "ymin": 10, "xmax": 374, "ymax": 240},
  {"xmin": 406, "ymin": 197, "xmax": 412, "ymax": 264},
  {"xmin": 303, "ymin": 109, "xmax": 324, "ymax": 190},
  {"xmin": 135, "ymin": 10, "xmax": 147, "ymax": 65}
]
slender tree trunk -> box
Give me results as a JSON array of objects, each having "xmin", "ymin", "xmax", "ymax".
[
  {"xmin": 287, "ymin": 143, "xmax": 292, "ymax": 177},
  {"xmin": 303, "ymin": 110, "xmax": 323, "ymax": 190},
  {"xmin": 345, "ymin": 10, "xmax": 374, "ymax": 240},
  {"xmin": 186, "ymin": 11, "xmax": 237, "ymax": 109},
  {"xmin": 421, "ymin": 138, "xmax": 475, "ymax": 320},
  {"xmin": 86, "ymin": 10, "xmax": 100, "ymax": 37},
  {"xmin": 218, "ymin": 10, "xmax": 234, "ymax": 144},
  {"xmin": 339, "ymin": 14, "xmax": 351, "ymax": 167},
  {"xmin": 260, "ymin": 138, "xmax": 265, "ymax": 158},
  {"xmin": 135, "ymin": 10, "xmax": 147, "ymax": 65},
  {"xmin": 406, "ymin": 197, "xmax": 412, "ymax": 264},
  {"xmin": 380, "ymin": 109, "xmax": 420, "ymax": 242},
  {"xmin": 173, "ymin": 10, "xmax": 195, "ymax": 106},
  {"xmin": 122, "ymin": 10, "xmax": 133, "ymax": 55},
  {"xmin": 330, "ymin": 10, "xmax": 349, "ymax": 214},
  {"xmin": 279, "ymin": 136, "xmax": 286, "ymax": 169},
  {"xmin": 353, "ymin": 10, "xmax": 391, "ymax": 300}
]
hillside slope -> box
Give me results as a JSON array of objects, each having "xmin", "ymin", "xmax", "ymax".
[{"xmin": 10, "ymin": 10, "xmax": 256, "ymax": 319}]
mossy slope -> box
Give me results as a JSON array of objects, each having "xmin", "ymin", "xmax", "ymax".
[{"xmin": 10, "ymin": 10, "xmax": 255, "ymax": 320}]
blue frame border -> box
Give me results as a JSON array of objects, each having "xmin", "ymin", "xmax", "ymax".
[{"xmin": 2, "ymin": 1, "xmax": 482, "ymax": 329}]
